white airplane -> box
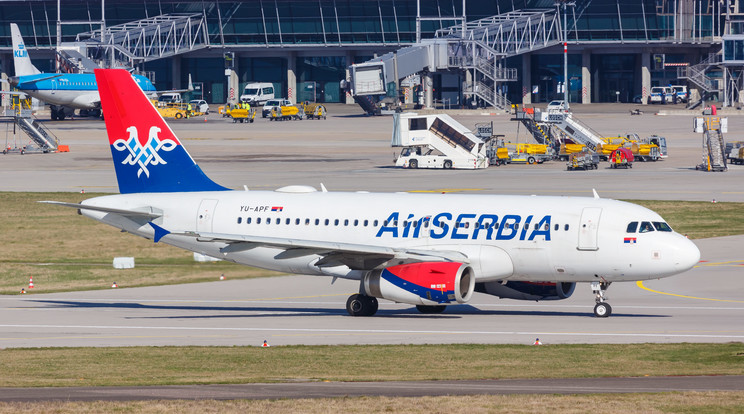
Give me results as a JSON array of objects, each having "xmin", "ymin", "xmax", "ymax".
[
  {"xmin": 44, "ymin": 69, "xmax": 701, "ymax": 318},
  {"xmin": 5, "ymin": 23, "xmax": 187, "ymax": 120}
]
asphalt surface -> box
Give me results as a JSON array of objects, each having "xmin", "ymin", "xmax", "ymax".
[{"xmin": 2, "ymin": 376, "xmax": 743, "ymax": 402}]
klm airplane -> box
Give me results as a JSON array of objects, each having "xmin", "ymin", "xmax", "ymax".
[{"xmin": 7, "ymin": 23, "xmax": 156, "ymax": 120}]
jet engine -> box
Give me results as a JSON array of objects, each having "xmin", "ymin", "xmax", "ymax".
[
  {"xmin": 363, "ymin": 262, "xmax": 475, "ymax": 306},
  {"xmin": 475, "ymin": 281, "xmax": 576, "ymax": 301}
]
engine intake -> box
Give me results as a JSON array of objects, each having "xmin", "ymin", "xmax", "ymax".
[
  {"xmin": 364, "ymin": 262, "xmax": 475, "ymax": 306},
  {"xmin": 475, "ymin": 281, "xmax": 576, "ymax": 301}
]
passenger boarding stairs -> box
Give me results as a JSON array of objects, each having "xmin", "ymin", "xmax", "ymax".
[
  {"xmin": 678, "ymin": 53, "xmax": 723, "ymax": 110},
  {"xmin": 15, "ymin": 115, "xmax": 59, "ymax": 152},
  {"xmin": 536, "ymin": 110, "xmax": 604, "ymax": 151},
  {"xmin": 512, "ymin": 108, "xmax": 555, "ymax": 145},
  {"xmin": 698, "ymin": 117, "xmax": 727, "ymax": 171}
]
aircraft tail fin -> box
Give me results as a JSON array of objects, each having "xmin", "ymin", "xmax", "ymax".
[
  {"xmin": 10, "ymin": 24, "xmax": 41, "ymax": 76},
  {"xmin": 94, "ymin": 68, "xmax": 230, "ymax": 194}
]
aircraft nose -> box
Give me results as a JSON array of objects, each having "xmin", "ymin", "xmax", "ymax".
[{"xmin": 673, "ymin": 236, "xmax": 701, "ymax": 272}]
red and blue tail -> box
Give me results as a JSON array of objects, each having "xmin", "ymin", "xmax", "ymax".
[{"xmin": 95, "ymin": 69, "xmax": 229, "ymax": 194}]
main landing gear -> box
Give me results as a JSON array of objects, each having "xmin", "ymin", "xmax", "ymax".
[
  {"xmin": 346, "ymin": 294, "xmax": 378, "ymax": 316},
  {"xmin": 591, "ymin": 281, "xmax": 612, "ymax": 317}
]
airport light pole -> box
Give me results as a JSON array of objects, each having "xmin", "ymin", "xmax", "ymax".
[{"xmin": 556, "ymin": 0, "xmax": 575, "ymax": 110}]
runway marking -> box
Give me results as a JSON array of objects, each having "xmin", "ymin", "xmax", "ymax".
[
  {"xmin": 636, "ymin": 281, "xmax": 744, "ymax": 303},
  {"xmin": 0, "ymin": 334, "xmax": 238, "ymax": 341},
  {"xmin": 695, "ymin": 260, "xmax": 744, "ymax": 267},
  {"xmin": 3, "ymin": 324, "xmax": 744, "ymax": 340}
]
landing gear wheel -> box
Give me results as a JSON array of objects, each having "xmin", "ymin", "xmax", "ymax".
[
  {"xmin": 416, "ymin": 305, "xmax": 446, "ymax": 314},
  {"xmin": 409, "ymin": 159, "xmax": 418, "ymax": 169},
  {"xmin": 594, "ymin": 302, "xmax": 612, "ymax": 318},
  {"xmin": 346, "ymin": 294, "xmax": 378, "ymax": 316}
]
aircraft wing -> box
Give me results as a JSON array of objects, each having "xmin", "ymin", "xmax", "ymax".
[
  {"xmin": 170, "ymin": 229, "xmax": 469, "ymax": 270},
  {"xmin": 39, "ymin": 201, "xmax": 162, "ymax": 220}
]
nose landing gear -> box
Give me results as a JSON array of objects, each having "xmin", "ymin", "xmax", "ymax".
[{"xmin": 591, "ymin": 281, "xmax": 612, "ymax": 317}]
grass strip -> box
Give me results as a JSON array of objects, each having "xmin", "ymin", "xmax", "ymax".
[{"xmin": 1, "ymin": 343, "xmax": 743, "ymax": 388}]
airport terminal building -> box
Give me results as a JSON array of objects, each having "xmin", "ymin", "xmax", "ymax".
[{"xmin": 0, "ymin": 0, "xmax": 741, "ymax": 107}]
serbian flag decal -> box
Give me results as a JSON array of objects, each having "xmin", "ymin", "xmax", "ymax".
[{"xmin": 624, "ymin": 237, "xmax": 637, "ymax": 244}]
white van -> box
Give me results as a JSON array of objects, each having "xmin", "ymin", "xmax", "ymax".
[
  {"xmin": 240, "ymin": 82, "xmax": 275, "ymax": 104},
  {"xmin": 157, "ymin": 93, "xmax": 182, "ymax": 106}
]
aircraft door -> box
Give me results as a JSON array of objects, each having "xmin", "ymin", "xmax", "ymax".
[
  {"xmin": 196, "ymin": 199, "xmax": 219, "ymax": 233},
  {"xmin": 577, "ymin": 207, "xmax": 602, "ymax": 251}
]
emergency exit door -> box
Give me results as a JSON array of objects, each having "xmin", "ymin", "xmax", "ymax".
[
  {"xmin": 577, "ymin": 207, "xmax": 602, "ymax": 251},
  {"xmin": 197, "ymin": 199, "xmax": 219, "ymax": 233}
]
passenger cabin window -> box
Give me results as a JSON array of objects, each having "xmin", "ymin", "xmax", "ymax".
[
  {"xmin": 639, "ymin": 221, "xmax": 654, "ymax": 233},
  {"xmin": 409, "ymin": 118, "xmax": 427, "ymax": 130},
  {"xmin": 626, "ymin": 222, "xmax": 638, "ymax": 233}
]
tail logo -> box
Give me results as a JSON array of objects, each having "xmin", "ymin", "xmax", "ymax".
[
  {"xmin": 14, "ymin": 44, "xmax": 27, "ymax": 58},
  {"xmin": 113, "ymin": 126, "xmax": 176, "ymax": 178}
]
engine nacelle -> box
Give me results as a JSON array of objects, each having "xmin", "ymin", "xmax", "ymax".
[
  {"xmin": 363, "ymin": 262, "xmax": 475, "ymax": 306},
  {"xmin": 475, "ymin": 281, "xmax": 576, "ymax": 301}
]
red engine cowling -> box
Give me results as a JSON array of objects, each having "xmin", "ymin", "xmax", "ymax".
[
  {"xmin": 363, "ymin": 262, "xmax": 475, "ymax": 306},
  {"xmin": 475, "ymin": 281, "xmax": 576, "ymax": 301}
]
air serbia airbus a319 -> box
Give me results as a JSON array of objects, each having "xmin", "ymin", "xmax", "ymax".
[{"xmin": 45, "ymin": 69, "xmax": 700, "ymax": 318}]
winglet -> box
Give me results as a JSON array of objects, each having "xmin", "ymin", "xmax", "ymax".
[
  {"xmin": 149, "ymin": 222, "xmax": 171, "ymax": 243},
  {"xmin": 592, "ymin": 189, "xmax": 600, "ymax": 199}
]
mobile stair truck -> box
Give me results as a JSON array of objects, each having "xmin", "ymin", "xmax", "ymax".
[{"xmin": 392, "ymin": 113, "xmax": 490, "ymax": 169}]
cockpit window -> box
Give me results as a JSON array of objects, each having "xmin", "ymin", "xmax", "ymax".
[
  {"xmin": 653, "ymin": 222, "xmax": 672, "ymax": 232},
  {"xmin": 626, "ymin": 222, "xmax": 638, "ymax": 233},
  {"xmin": 639, "ymin": 221, "xmax": 654, "ymax": 233}
]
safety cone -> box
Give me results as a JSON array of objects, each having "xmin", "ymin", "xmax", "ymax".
[
  {"xmin": 262, "ymin": 340, "xmax": 270, "ymax": 347},
  {"xmin": 28, "ymin": 277, "xmax": 34, "ymax": 289},
  {"xmin": 111, "ymin": 282, "xmax": 118, "ymax": 288},
  {"xmin": 204, "ymin": 117, "xmax": 208, "ymax": 122}
]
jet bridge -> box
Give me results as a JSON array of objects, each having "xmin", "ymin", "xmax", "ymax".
[
  {"xmin": 392, "ymin": 113, "xmax": 490, "ymax": 169},
  {"xmin": 348, "ymin": 9, "xmax": 561, "ymax": 113}
]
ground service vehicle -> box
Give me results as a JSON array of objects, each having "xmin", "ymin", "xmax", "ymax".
[
  {"xmin": 230, "ymin": 108, "xmax": 256, "ymax": 123},
  {"xmin": 609, "ymin": 147, "xmax": 634, "ymax": 168},
  {"xmin": 239, "ymin": 82, "xmax": 275, "ymax": 104},
  {"xmin": 270, "ymin": 104, "xmax": 303, "ymax": 121},
  {"xmin": 262, "ymin": 99, "xmax": 292, "ymax": 118},
  {"xmin": 558, "ymin": 143, "xmax": 586, "ymax": 161},
  {"xmin": 393, "ymin": 113, "xmax": 490, "ymax": 169},
  {"xmin": 567, "ymin": 151, "xmax": 600, "ymax": 170},
  {"xmin": 727, "ymin": 141, "xmax": 744, "ymax": 164},
  {"xmin": 303, "ymin": 103, "xmax": 327, "ymax": 119}
]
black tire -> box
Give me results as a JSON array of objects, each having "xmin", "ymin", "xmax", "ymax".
[
  {"xmin": 409, "ymin": 159, "xmax": 418, "ymax": 169},
  {"xmin": 346, "ymin": 294, "xmax": 378, "ymax": 316},
  {"xmin": 443, "ymin": 160, "xmax": 453, "ymax": 169},
  {"xmin": 416, "ymin": 305, "xmax": 446, "ymax": 314},
  {"xmin": 175, "ymin": 112, "xmax": 183, "ymax": 119},
  {"xmin": 528, "ymin": 157, "xmax": 536, "ymax": 165},
  {"xmin": 594, "ymin": 302, "xmax": 612, "ymax": 318},
  {"xmin": 58, "ymin": 111, "xmax": 66, "ymax": 120}
]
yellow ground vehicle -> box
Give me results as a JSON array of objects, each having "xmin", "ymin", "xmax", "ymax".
[
  {"xmin": 302, "ymin": 103, "xmax": 327, "ymax": 120},
  {"xmin": 558, "ymin": 143, "xmax": 586, "ymax": 160},
  {"xmin": 152, "ymin": 100, "xmax": 189, "ymax": 119},
  {"xmin": 230, "ymin": 108, "xmax": 257, "ymax": 123},
  {"xmin": 269, "ymin": 104, "xmax": 303, "ymax": 121},
  {"xmin": 219, "ymin": 103, "xmax": 241, "ymax": 117}
]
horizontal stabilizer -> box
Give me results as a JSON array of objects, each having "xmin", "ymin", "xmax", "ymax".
[{"xmin": 39, "ymin": 201, "xmax": 162, "ymax": 220}]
